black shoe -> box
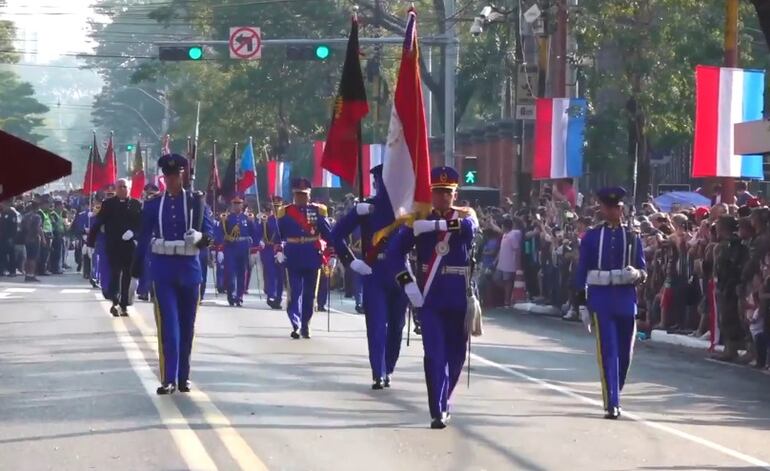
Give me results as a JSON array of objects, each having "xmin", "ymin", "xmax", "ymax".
[
  {"xmin": 372, "ymin": 378, "xmax": 384, "ymax": 390},
  {"xmin": 137, "ymin": 294, "xmax": 149, "ymax": 302},
  {"xmin": 317, "ymin": 305, "xmax": 326, "ymax": 311},
  {"xmin": 355, "ymin": 304, "xmax": 364, "ymax": 314},
  {"xmin": 110, "ymin": 305, "xmax": 120, "ymax": 317},
  {"xmin": 119, "ymin": 307, "xmax": 129, "ymax": 317},
  {"xmin": 301, "ymin": 329, "xmax": 311, "ymax": 339},
  {"xmin": 178, "ymin": 380, "xmax": 191, "ymax": 393},
  {"xmin": 24, "ymin": 276, "xmax": 37, "ymax": 282},
  {"xmin": 414, "ymin": 325, "xmax": 422, "ymax": 336},
  {"xmin": 156, "ymin": 383, "xmax": 176, "ymax": 395},
  {"xmin": 384, "ymin": 375, "xmax": 392, "ymax": 388},
  {"xmin": 90, "ymin": 279, "xmax": 98, "ymax": 288},
  {"xmin": 604, "ymin": 406, "xmax": 621, "ymax": 420},
  {"xmin": 235, "ymin": 300, "xmax": 243, "ymax": 307},
  {"xmin": 228, "ymin": 298, "xmax": 235, "ymax": 307},
  {"xmin": 290, "ymin": 330, "xmax": 300, "ymax": 339},
  {"xmin": 430, "ymin": 416, "xmax": 448, "ymax": 430}
]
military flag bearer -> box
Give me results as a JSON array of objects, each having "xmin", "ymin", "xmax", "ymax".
[
  {"xmin": 131, "ymin": 154, "xmax": 214, "ymax": 395},
  {"xmin": 332, "ymin": 165, "xmax": 408, "ymax": 389},
  {"xmin": 574, "ymin": 187, "xmax": 646, "ymax": 419},
  {"xmin": 275, "ymin": 178, "xmax": 332, "ymax": 339},
  {"xmin": 386, "ymin": 167, "xmax": 479, "ymax": 429}
]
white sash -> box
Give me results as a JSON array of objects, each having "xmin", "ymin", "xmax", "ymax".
[{"xmin": 421, "ymin": 211, "xmax": 458, "ymax": 299}]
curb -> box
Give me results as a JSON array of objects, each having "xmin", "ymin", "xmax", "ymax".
[
  {"xmin": 649, "ymin": 330, "xmax": 724, "ymax": 353},
  {"xmin": 511, "ymin": 302, "xmax": 562, "ymax": 317}
]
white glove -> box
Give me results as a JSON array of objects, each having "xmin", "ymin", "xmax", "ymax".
[
  {"xmin": 355, "ymin": 203, "xmax": 374, "ymax": 216},
  {"xmin": 413, "ymin": 219, "xmax": 448, "ymax": 236},
  {"xmin": 87, "ymin": 211, "xmax": 94, "ymax": 218},
  {"xmin": 216, "ymin": 252, "xmax": 224, "ymax": 264},
  {"xmin": 121, "ymin": 230, "xmax": 134, "ymax": 241},
  {"xmin": 623, "ymin": 266, "xmax": 641, "ymax": 283},
  {"xmin": 249, "ymin": 253, "xmax": 258, "ymax": 267},
  {"xmin": 275, "ymin": 252, "xmax": 286, "ymax": 264},
  {"xmin": 579, "ymin": 306, "xmax": 592, "ymax": 334},
  {"xmin": 184, "ymin": 229, "xmax": 202, "ymax": 246},
  {"xmin": 128, "ymin": 278, "xmax": 138, "ymax": 305},
  {"xmin": 350, "ymin": 258, "xmax": 373, "ymax": 275},
  {"xmin": 404, "ymin": 281, "xmax": 424, "ymax": 308},
  {"xmin": 259, "ymin": 240, "xmax": 265, "ymax": 250}
]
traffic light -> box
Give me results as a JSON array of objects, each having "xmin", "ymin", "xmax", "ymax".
[
  {"xmin": 126, "ymin": 144, "xmax": 135, "ymax": 152},
  {"xmin": 463, "ymin": 156, "xmax": 479, "ymax": 186},
  {"xmin": 158, "ymin": 46, "xmax": 204, "ymax": 61},
  {"xmin": 286, "ymin": 44, "xmax": 332, "ymax": 61}
]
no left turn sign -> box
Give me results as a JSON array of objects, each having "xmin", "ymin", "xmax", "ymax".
[{"xmin": 229, "ymin": 26, "xmax": 262, "ymax": 60}]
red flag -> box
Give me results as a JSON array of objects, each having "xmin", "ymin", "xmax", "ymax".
[
  {"xmin": 83, "ymin": 133, "xmax": 104, "ymax": 194},
  {"xmin": 102, "ymin": 134, "xmax": 117, "ymax": 188},
  {"xmin": 321, "ymin": 15, "xmax": 369, "ymax": 186},
  {"xmin": 130, "ymin": 141, "xmax": 145, "ymax": 198}
]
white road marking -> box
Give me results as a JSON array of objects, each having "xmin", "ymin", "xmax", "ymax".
[
  {"xmin": 128, "ymin": 298, "xmax": 270, "ymax": 471},
  {"xmin": 60, "ymin": 289, "xmax": 91, "ymax": 294},
  {"xmin": 4, "ymin": 287, "xmax": 35, "ymax": 293},
  {"xmin": 0, "ymin": 293, "xmax": 22, "ymax": 299},
  {"xmin": 471, "ymin": 353, "xmax": 770, "ymax": 470},
  {"xmin": 97, "ymin": 296, "xmax": 218, "ymax": 471}
]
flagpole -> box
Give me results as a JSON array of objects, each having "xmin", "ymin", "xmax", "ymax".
[
  {"xmin": 357, "ymin": 124, "xmax": 364, "ymax": 200},
  {"xmin": 233, "ymin": 142, "xmax": 239, "ymax": 197},
  {"xmin": 251, "ymin": 137, "xmax": 262, "ymax": 215},
  {"xmin": 192, "ymin": 101, "xmax": 201, "ymax": 191}
]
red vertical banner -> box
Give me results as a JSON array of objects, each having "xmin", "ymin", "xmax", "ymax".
[{"xmin": 533, "ymin": 98, "xmax": 554, "ymax": 180}]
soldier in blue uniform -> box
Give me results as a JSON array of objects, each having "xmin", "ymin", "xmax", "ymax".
[
  {"xmin": 332, "ymin": 165, "xmax": 409, "ymax": 389},
  {"xmin": 212, "ymin": 209, "xmax": 226, "ymax": 294},
  {"xmin": 131, "ymin": 154, "xmax": 214, "ymax": 395},
  {"xmin": 215, "ymin": 195, "xmax": 257, "ymax": 307},
  {"xmin": 260, "ymin": 196, "xmax": 284, "ymax": 309},
  {"xmin": 574, "ymin": 187, "xmax": 646, "ymax": 420},
  {"xmin": 137, "ymin": 183, "xmax": 159, "ymax": 301},
  {"xmin": 386, "ymin": 166, "xmax": 479, "ymax": 429},
  {"xmin": 275, "ymin": 178, "xmax": 332, "ymax": 339}
]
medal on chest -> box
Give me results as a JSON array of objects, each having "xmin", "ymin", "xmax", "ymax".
[{"xmin": 435, "ymin": 239, "xmax": 450, "ymax": 256}]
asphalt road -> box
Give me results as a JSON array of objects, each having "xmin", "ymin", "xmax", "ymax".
[{"xmin": 1, "ymin": 273, "xmax": 770, "ymax": 471}]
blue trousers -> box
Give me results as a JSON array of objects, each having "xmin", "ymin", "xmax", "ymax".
[
  {"xmin": 592, "ymin": 311, "xmax": 636, "ymax": 410},
  {"xmin": 363, "ymin": 275, "xmax": 408, "ymax": 380},
  {"xmin": 287, "ymin": 268, "xmax": 320, "ymax": 333},
  {"xmin": 261, "ymin": 250, "xmax": 284, "ymax": 302},
  {"xmin": 215, "ymin": 257, "xmax": 225, "ymax": 293},
  {"xmin": 420, "ymin": 306, "xmax": 467, "ymax": 419},
  {"xmin": 137, "ymin": 253, "xmax": 152, "ymax": 297},
  {"xmin": 317, "ymin": 268, "xmax": 330, "ymax": 309},
  {"xmin": 352, "ymin": 271, "xmax": 363, "ymax": 306},
  {"xmin": 153, "ymin": 281, "xmax": 200, "ymax": 385},
  {"xmin": 224, "ymin": 245, "xmax": 248, "ymax": 303}
]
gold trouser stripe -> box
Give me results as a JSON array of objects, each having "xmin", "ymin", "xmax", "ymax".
[
  {"xmin": 152, "ymin": 282, "xmax": 165, "ymax": 383},
  {"xmin": 592, "ymin": 312, "xmax": 609, "ymax": 409}
]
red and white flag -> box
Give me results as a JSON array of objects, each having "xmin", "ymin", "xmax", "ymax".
[{"xmin": 382, "ymin": 9, "xmax": 431, "ymax": 218}]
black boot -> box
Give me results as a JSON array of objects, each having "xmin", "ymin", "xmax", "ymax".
[
  {"xmin": 110, "ymin": 305, "xmax": 120, "ymax": 317},
  {"xmin": 430, "ymin": 413, "xmax": 449, "ymax": 430},
  {"xmin": 178, "ymin": 380, "xmax": 191, "ymax": 393},
  {"xmin": 156, "ymin": 383, "xmax": 176, "ymax": 395},
  {"xmin": 384, "ymin": 375, "xmax": 392, "ymax": 388},
  {"xmin": 372, "ymin": 378, "xmax": 384, "ymax": 390},
  {"xmin": 604, "ymin": 406, "xmax": 621, "ymax": 420},
  {"xmin": 290, "ymin": 329, "xmax": 300, "ymax": 339}
]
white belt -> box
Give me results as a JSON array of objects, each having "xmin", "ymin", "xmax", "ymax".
[
  {"xmin": 150, "ymin": 239, "xmax": 198, "ymax": 257},
  {"xmin": 587, "ymin": 269, "xmax": 635, "ymax": 286},
  {"xmin": 420, "ymin": 264, "xmax": 469, "ymax": 276},
  {"xmin": 227, "ymin": 237, "xmax": 252, "ymax": 243}
]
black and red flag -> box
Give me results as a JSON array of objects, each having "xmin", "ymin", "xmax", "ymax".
[
  {"xmin": 83, "ymin": 132, "xmax": 103, "ymax": 194},
  {"xmin": 206, "ymin": 141, "xmax": 221, "ymax": 208},
  {"xmin": 321, "ymin": 14, "xmax": 369, "ymax": 190},
  {"xmin": 220, "ymin": 143, "xmax": 238, "ymax": 203}
]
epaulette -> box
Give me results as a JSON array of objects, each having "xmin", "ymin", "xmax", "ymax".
[
  {"xmin": 314, "ymin": 203, "xmax": 328, "ymax": 217},
  {"xmin": 145, "ymin": 193, "xmax": 160, "ymax": 201},
  {"xmin": 276, "ymin": 204, "xmax": 288, "ymax": 218}
]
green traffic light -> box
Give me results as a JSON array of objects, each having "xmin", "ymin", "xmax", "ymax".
[
  {"xmin": 188, "ymin": 46, "xmax": 203, "ymax": 60},
  {"xmin": 315, "ymin": 45, "xmax": 330, "ymax": 60},
  {"xmin": 126, "ymin": 144, "xmax": 134, "ymax": 151},
  {"xmin": 464, "ymin": 171, "xmax": 477, "ymax": 185}
]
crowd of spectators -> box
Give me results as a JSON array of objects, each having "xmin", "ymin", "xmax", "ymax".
[{"xmin": 0, "ymin": 192, "xmax": 85, "ymax": 282}]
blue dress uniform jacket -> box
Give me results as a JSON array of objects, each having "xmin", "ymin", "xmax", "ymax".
[
  {"xmin": 331, "ymin": 200, "xmax": 408, "ymax": 382},
  {"xmin": 214, "ymin": 212, "xmax": 256, "ymax": 305},
  {"xmin": 276, "ymin": 202, "xmax": 332, "ymax": 334},
  {"xmin": 133, "ymin": 190, "xmax": 214, "ymax": 387},
  {"xmin": 259, "ymin": 214, "xmax": 284, "ymax": 305},
  {"xmin": 574, "ymin": 223, "xmax": 645, "ymax": 412},
  {"xmin": 387, "ymin": 207, "xmax": 478, "ymax": 420}
]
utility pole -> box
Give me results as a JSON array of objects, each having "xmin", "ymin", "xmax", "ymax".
[
  {"xmin": 553, "ymin": 0, "xmax": 568, "ymax": 98},
  {"xmin": 444, "ymin": 0, "xmax": 458, "ymax": 167},
  {"xmin": 722, "ymin": 0, "xmax": 739, "ymax": 203}
]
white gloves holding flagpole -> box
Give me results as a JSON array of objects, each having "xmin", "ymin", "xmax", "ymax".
[{"xmin": 413, "ymin": 219, "xmax": 448, "ymax": 236}]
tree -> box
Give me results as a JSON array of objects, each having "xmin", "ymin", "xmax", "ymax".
[
  {"xmin": 0, "ymin": 2, "xmax": 49, "ymax": 144},
  {"xmin": 576, "ymin": 0, "xmax": 770, "ymax": 204}
]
